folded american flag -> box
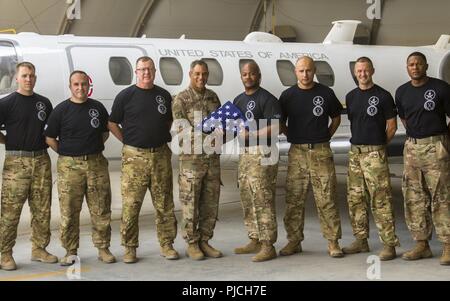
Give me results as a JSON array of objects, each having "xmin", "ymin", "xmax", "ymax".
[{"xmin": 199, "ymin": 101, "xmax": 247, "ymax": 134}]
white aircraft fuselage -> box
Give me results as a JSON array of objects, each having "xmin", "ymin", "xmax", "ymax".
[{"xmin": 1, "ymin": 21, "xmax": 449, "ymax": 158}]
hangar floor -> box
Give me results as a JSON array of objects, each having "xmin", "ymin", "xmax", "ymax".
[{"xmin": 0, "ymin": 155, "xmax": 448, "ymax": 281}]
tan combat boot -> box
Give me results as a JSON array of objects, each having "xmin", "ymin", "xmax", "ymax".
[
  {"xmin": 402, "ymin": 240, "xmax": 433, "ymax": 261},
  {"xmin": 1, "ymin": 251, "xmax": 17, "ymax": 271},
  {"xmin": 123, "ymin": 247, "xmax": 138, "ymax": 264},
  {"xmin": 234, "ymin": 239, "xmax": 261, "ymax": 254},
  {"xmin": 440, "ymin": 243, "xmax": 450, "ymax": 266},
  {"xmin": 279, "ymin": 241, "xmax": 302, "ymax": 256},
  {"xmin": 98, "ymin": 248, "xmax": 116, "ymax": 263},
  {"xmin": 379, "ymin": 245, "xmax": 396, "ymax": 261},
  {"xmin": 328, "ymin": 240, "xmax": 344, "ymax": 258},
  {"xmin": 60, "ymin": 250, "xmax": 78, "ymax": 266},
  {"xmin": 160, "ymin": 244, "xmax": 179, "ymax": 260},
  {"xmin": 31, "ymin": 247, "xmax": 58, "ymax": 263},
  {"xmin": 199, "ymin": 241, "xmax": 223, "ymax": 258},
  {"xmin": 252, "ymin": 241, "xmax": 277, "ymax": 262},
  {"xmin": 342, "ymin": 238, "xmax": 370, "ymax": 254},
  {"xmin": 186, "ymin": 243, "xmax": 205, "ymax": 260}
]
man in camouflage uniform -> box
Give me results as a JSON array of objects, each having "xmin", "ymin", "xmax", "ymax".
[
  {"xmin": 0, "ymin": 62, "xmax": 57, "ymax": 271},
  {"xmin": 109, "ymin": 56, "xmax": 178, "ymax": 263},
  {"xmin": 233, "ymin": 61, "xmax": 281, "ymax": 262},
  {"xmin": 45, "ymin": 71, "xmax": 116, "ymax": 265},
  {"xmin": 342, "ymin": 57, "xmax": 400, "ymax": 260},
  {"xmin": 172, "ymin": 60, "xmax": 222, "ymax": 260},
  {"xmin": 395, "ymin": 52, "xmax": 450, "ymax": 265},
  {"xmin": 279, "ymin": 56, "xmax": 344, "ymax": 258}
]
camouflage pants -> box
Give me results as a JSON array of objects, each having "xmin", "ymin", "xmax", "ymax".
[
  {"xmin": 57, "ymin": 154, "xmax": 112, "ymax": 251},
  {"xmin": 0, "ymin": 153, "xmax": 52, "ymax": 253},
  {"xmin": 238, "ymin": 147, "xmax": 278, "ymax": 244},
  {"xmin": 120, "ymin": 144, "xmax": 177, "ymax": 248},
  {"xmin": 284, "ymin": 143, "xmax": 342, "ymax": 242},
  {"xmin": 402, "ymin": 136, "xmax": 450, "ymax": 243},
  {"xmin": 179, "ymin": 155, "xmax": 220, "ymax": 244},
  {"xmin": 347, "ymin": 146, "xmax": 399, "ymax": 247}
]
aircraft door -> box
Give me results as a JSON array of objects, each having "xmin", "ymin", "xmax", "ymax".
[
  {"xmin": 66, "ymin": 45, "xmax": 151, "ymax": 159},
  {"xmin": 67, "ymin": 45, "xmax": 149, "ymax": 103}
]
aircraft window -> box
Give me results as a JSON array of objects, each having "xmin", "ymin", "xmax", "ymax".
[
  {"xmin": 349, "ymin": 61, "xmax": 358, "ymax": 86},
  {"xmin": 442, "ymin": 55, "xmax": 450, "ymax": 84},
  {"xmin": 239, "ymin": 59, "xmax": 256, "ymax": 71},
  {"xmin": 160, "ymin": 57, "xmax": 183, "ymax": 85},
  {"xmin": 109, "ymin": 57, "xmax": 132, "ymax": 85},
  {"xmin": 202, "ymin": 58, "xmax": 223, "ymax": 86},
  {"xmin": 0, "ymin": 42, "xmax": 18, "ymax": 94},
  {"xmin": 315, "ymin": 61, "xmax": 335, "ymax": 87},
  {"xmin": 276, "ymin": 60, "xmax": 296, "ymax": 86}
]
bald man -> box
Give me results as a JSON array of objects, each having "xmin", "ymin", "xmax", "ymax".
[
  {"xmin": 279, "ymin": 56, "xmax": 344, "ymax": 258},
  {"xmin": 233, "ymin": 61, "xmax": 282, "ymax": 262}
]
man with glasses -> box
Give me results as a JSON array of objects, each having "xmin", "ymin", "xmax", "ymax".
[{"xmin": 109, "ymin": 56, "xmax": 178, "ymax": 263}]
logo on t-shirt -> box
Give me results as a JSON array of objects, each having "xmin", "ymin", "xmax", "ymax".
[
  {"xmin": 368, "ymin": 96, "xmax": 379, "ymax": 106},
  {"xmin": 247, "ymin": 100, "xmax": 256, "ymax": 111},
  {"xmin": 367, "ymin": 106, "xmax": 378, "ymax": 116},
  {"xmin": 156, "ymin": 95, "xmax": 167, "ymax": 114},
  {"xmin": 313, "ymin": 96, "xmax": 324, "ymax": 106},
  {"xmin": 89, "ymin": 109, "xmax": 100, "ymax": 128},
  {"xmin": 367, "ymin": 96, "xmax": 379, "ymax": 116},
  {"xmin": 423, "ymin": 89, "xmax": 436, "ymax": 111},
  {"xmin": 312, "ymin": 96, "xmax": 324, "ymax": 117},
  {"xmin": 36, "ymin": 102, "xmax": 46, "ymax": 111},
  {"xmin": 158, "ymin": 104, "xmax": 167, "ymax": 114},
  {"xmin": 37, "ymin": 111, "xmax": 47, "ymax": 121},
  {"xmin": 245, "ymin": 100, "xmax": 256, "ymax": 121},
  {"xmin": 36, "ymin": 101, "xmax": 47, "ymax": 121},
  {"xmin": 156, "ymin": 95, "xmax": 165, "ymax": 104},
  {"xmin": 89, "ymin": 109, "xmax": 100, "ymax": 118}
]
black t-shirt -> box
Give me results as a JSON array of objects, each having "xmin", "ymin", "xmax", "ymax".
[
  {"xmin": 395, "ymin": 77, "xmax": 450, "ymax": 139},
  {"xmin": 279, "ymin": 82, "xmax": 343, "ymax": 144},
  {"xmin": 0, "ymin": 92, "xmax": 53, "ymax": 151},
  {"xmin": 233, "ymin": 87, "xmax": 282, "ymax": 146},
  {"xmin": 109, "ymin": 85, "xmax": 172, "ymax": 148},
  {"xmin": 346, "ymin": 84, "xmax": 397, "ymax": 145},
  {"xmin": 44, "ymin": 98, "xmax": 109, "ymax": 156}
]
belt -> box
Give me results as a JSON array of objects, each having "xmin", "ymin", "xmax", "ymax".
[
  {"xmin": 407, "ymin": 134, "xmax": 447, "ymax": 145},
  {"xmin": 62, "ymin": 153, "xmax": 102, "ymax": 161},
  {"xmin": 351, "ymin": 144, "xmax": 385, "ymax": 154},
  {"xmin": 5, "ymin": 149, "xmax": 47, "ymax": 157},
  {"xmin": 297, "ymin": 142, "xmax": 330, "ymax": 150},
  {"xmin": 124, "ymin": 144, "xmax": 164, "ymax": 153}
]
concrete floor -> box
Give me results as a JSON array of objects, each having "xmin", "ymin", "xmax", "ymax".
[{"xmin": 0, "ymin": 155, "xmax": 449, "ymax": 281}]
